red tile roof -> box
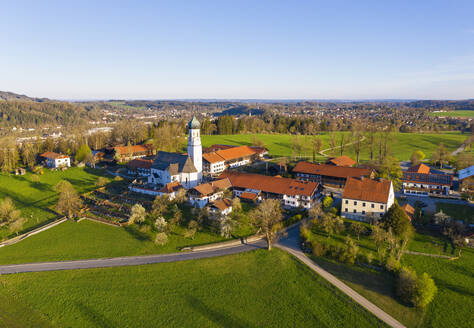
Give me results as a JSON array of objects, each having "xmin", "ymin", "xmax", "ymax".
[
  {"xmin": 114, "ymin": 144, "xmax": 152, "ymax": 155},
  {"xmin": 219, "ymin": 171, "xmax": 319, "ymax": 197},
  {"xmin": 158, "ymin": 181, "xmax": 183, "ymax": 193},
  {"xmin": 191, "ymin": 178, "xmax": 232, "ymax": 196},
  {"xmin": 210, "ymin": 198, "xmax": 232, "ymax": 211},
  {"xmin": 401, "ymin": 204, "xmax": 415, "ymax": 221},
  {"xmin": 240, "ymin": 192, "xmax": 259, "ymax": 200},
  {"xmin": 40, "ymin": 152, "xmax": 69, "ymax": 159},
  {"xmin": 328, "ymin": 155, "xmax": 356, "ymax": 167},
  {"xmin": 343, "ymin": 177, "xmax": 392, "ymax": 203},
  {"xmin": 127, "ymin": 158, "xmax": 153, "ymax": 169},
  {"xmin": 202, "ymin": 152, "xmax": 225, "ymax": 164},
  {"xmin": 293, "ymin": 162, "xmax": 373, "ymax": 179},
  {"xmin": 407, "ymin": 163, "xmax": 431, "ymax": 174},
  {"xmin": 214, "ymin": 145, "xmax": 256, "ymax": 161}
]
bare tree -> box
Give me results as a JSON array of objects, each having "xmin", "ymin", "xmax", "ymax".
[
  {"xmin": 251, "ymin": 199, "xmax": 283, "ymax": 250},
  {"xmin": 55, "ymin": 181, "xmax": 83, "ymax": 219}
]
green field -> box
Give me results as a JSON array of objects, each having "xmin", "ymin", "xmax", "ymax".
[
  {"xmin": 0, "ymin": 249, "xmax": 386, "ymax": 327},
  {"xmin": 0, "ymin": 168, "xmax": 110, "ymax": 239},
  {"xmin": 429, "ymin": 110, "xmax": 474, "ymax": 118},
  {"xmin": 201, "ymin": 131, "xmax": 466, "ymax": 161},
  {"xmin": 0, "ymin": 219, "xmax": 227, "ymax": 265},
  {"xmin": 436, "ymin": 202, "xmax": 474, "ymax": 224}
]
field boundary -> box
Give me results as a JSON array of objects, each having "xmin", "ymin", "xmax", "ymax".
[{"xmin": 0, "ymin": 218, "xmax": 68, "ymax": 248}]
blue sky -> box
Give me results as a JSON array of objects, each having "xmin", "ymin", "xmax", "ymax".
[{"xmin": 1, "ymin": 0, "xmax": 473, "ymax": 100}]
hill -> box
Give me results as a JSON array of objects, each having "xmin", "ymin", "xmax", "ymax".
[{"xmin": 0, "ymin": 90, "xmax": 49, "ymax": 102}]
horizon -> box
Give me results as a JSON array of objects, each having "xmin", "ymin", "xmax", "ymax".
[{"xmin": 2, "ymin": 1, "xmax": 474, "ymax": 100}]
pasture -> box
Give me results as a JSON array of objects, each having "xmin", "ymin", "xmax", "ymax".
[
  {"xmin": 429, "ymin": 110, "xmax": 474, "ymax": 118},
  {"xmin": 0, "ymin": 249, "xmax": 386, "ymax": 327}
]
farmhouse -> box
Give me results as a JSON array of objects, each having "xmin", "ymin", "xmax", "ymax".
[
  {"xmin": 113, "ymin": 144, "xmax": 154, "ymax": 162},
  {"xmin": 40, "ymin": 152, "xmax": 71, "ymax": 168},
  {"xmin": 293, "ymin": 161, "xmax": 374, "ymax": 188},
  {"xmin": 202, "ymin": 145, "xmax": 258, "ymax": 175},
  {"xmin": 327, "ymin": 155, "xmax": 356, "ymax": 167},
  {"xmin": 459, "ymin": 165, "xmax": 474, "ymax": 194},
  {"xmin": 341, "ymin": 177, "xmax": 395, "ymax": 221},
  {"xmin": 402, "ymin": 163, "xmax": 453, "ymax": 196},
  {"xmin": 208, "ymin": 198, "xmax": 233, "ymax": 216},
  {"xmin": 188, "ymin": 178, "xmax": 232, "ymax": 208},
  {"xmin": 129, "ymin": 181, "xmax": 184, "ymax": 199},
  {"xmin": 220, "ymin": 171, "xmax": 321, "ymax": 209},
  {"xmin": 127, "ymin": 158, "xmax": 154, "ymax": 177}
]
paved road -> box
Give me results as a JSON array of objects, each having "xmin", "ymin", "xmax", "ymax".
[
  {"xmin": 0, "ymin": 240, "xmax": 266, "ymax": 275},
  {"xmin": 275, "ymin": 225, "xmax": 406, "ymax": 328}
]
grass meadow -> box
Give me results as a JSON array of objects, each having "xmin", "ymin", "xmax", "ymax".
[
  {"xmin": 201, "ymin": 131, "xmax": 467, "ymax": 161},
  {"xmin": 0, "ymin": 219, "xmax": 229, "ymax": 264},
  {"xmin": 429, "ymin": 110, "xmax": 474, "ymax": 118},
  {"xmin": 0, "ymin": 167, "xmax": 110, "ymax": 239},
  {"xmin": 0, "ymin": 249, "xmax": 386, "ymax": 328}
]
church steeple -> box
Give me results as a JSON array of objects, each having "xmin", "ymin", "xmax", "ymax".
[{"xmin": 187, "ymin": 116, "xmax": 202, "ymax": 181}]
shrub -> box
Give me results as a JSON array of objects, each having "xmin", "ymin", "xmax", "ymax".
[
  {"xmin": 396, "ymin": 267, "xmax": 437, "ymax": 308},
  {"xmin": 154, "ymin": 232, "xmax": 168, "ymax": 246},
  {"xmin": 312, "ymin": 241, "xmax": 326, "ymax": 256},
  {"xmin": 385, "ymin": 255, "xmax": 401, "ymax": 273},
  {"xmin": 154, "ymin": 216, "xmax": 168, "ymax": 233},
  {"xmin": 413, "ymin": 272, "xmax": 437, "ymax": 308},
  {"xmin": 322, "ymin": 196, "xmax": 333, "ymax": 209},
  {"xmin": 95, "ymin": 177, "xmax": 109, "ymax": 187},
  {"xmin": 300, "ymin": 226, "xmax": 311, "ymax": 241}
]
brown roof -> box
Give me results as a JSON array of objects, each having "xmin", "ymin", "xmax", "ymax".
[
  {"xmin": 40, "ymin": 152, "xmax": 69, "ymax": 159},
  {"xmin": 407, "ymin": 163, "xmax": 431, "ymax": 174},
  {"xmin": 210, "ymin": 198, "xmax": 232, "ymax": 211},
  {"xmin": 328, "ymin": 156, "xmax": 356, "ymax": 167},
  {"xmin": 219, "ymin": 171, "xmax": 319, "ymax": 197},
  {"xmin": 158, "ymin": 181, "xmax": 183, "ymax": 193},
  {"xmin": 127, "ymin": 158, "xmax": 153, "ymax": 170},
  {"xmin": 191, "ymin": 178, "xmax": 232, "ymax": 197},
  {"xmin": 401, "ymin": 204, "xmax": 415, "ymax": 220},
  {"xmin": 240, "ymin": 192, "xmax": 259, "ymax": 200},
  {"xmin": 250, "ymin": 146, "xmax": 269, "ymax": 155},
  {"xmin": 343, "ymin": 177, "xmax": 392, "ymax": 204},
  {"xmin": 202, "ymin": 152, "xmax": 225, "ymax": 164},
  {"xmin": 214, "ymin": 146, "xmax": 256, "ymax": 161},
  {"xmin": 293, "ymin": 162, "xmax": 373, "ymax": 179},
  {"xmin": 114, "ymin": 144, "xmax": 152, "ymax": 155},
  {"xmin": 204, "ymin": 144, "xmax": 234, "ymax": 153}
]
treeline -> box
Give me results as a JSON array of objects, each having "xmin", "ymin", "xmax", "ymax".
[{"xmin": 0, "ymin": 101, "xmax": 100, "ymax": 128}]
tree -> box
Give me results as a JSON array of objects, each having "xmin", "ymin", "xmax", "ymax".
[
  {"xmin": 231, "ymin": 197, "xmax": 242, "ymax": 212},
  {"xmin": 219, "ymin": 215, "xmax": 235, "ymax": 238},
  {"xmin": 338, "ymin": 133, "xmax": 347, "ymax": 156},
  {"xmin": 173, "ymin": 188, "xmax": 187, "ymax": 204},
  {"xmin": 318, "ymin": 213, "xmax": 344, "ymax": 239},
  {"xmin": 312, "ymin": 136, "xmax": 322, "ymax": 162},
  {"xmin": 152, "ymin": 195, "xmax": 170, "ymax": 217},
  {"xmin": 351, "ymin": 127, "xmax": 364, "ymax": 165},
  {"xmin": 0, "ymin": 197, "xmax": 21, "ymax": 225},
  {"xmin": 410, "ymin": 150, "xmax": 425, "ymax": 166},
  {"xmin": 381, "ymin": 204, "xmax": 413, "ymax": 238},
  {"xmin": 378, "ymin": 156, "xmax": 403, "ymax": 191},
  {"xmin": 185, "ymin": 220, "xmax": 199, "ymax": 239},
  {"xmin": 55, "ymin": 181, "xmax": 83, "ymax": 219},
  {"xmin": 251, "ymin": 199, "xmax": 283, "ymax": 250},
  {"xmin": 308, "ymin": 204, "xmax": 323, "ymax": 220},
  {"xmin": 75, "ymin": 144, "xmax": 92, "ymax": 163},
  {"xmin": 397, "ymin": 267, "xmax": 437, "ymax": 308},
  {"xmin": 129, "ymin": 204, "xmax": 146, "ymax": 224},
  {"xmin": 154, "ymin": 216, "xmax": 169, "ymax": 233},
  {"xmin": 413, "ymin": 272, "xmax": 437, "ymax": 308},
  {"xmin": 341, "ymin": 236, "xmax": 359, "ymax": 264},
  {"xmin": 322, "ymin": 196, "xmax": 333, "ymax": 210},
  {"xmin": 370, "ymin": 223, "xmax": 386, "ymax": 253},
  {"xmin": 95, "ymin": 177, "xmax": 108, "ymax": 188},
  {"xmin": 154, "ymin": 232, "xmax": 168, "ymax": 246},
  {"xmin": 350, "ymin": 222, "xmax": 367, "ymax": 240},
  {"xmin": 432, "ymin": 143, "xmax": 450, "ymax": 168},
  {"xmin": 9, "ymin": 217, "xmax": 25, "ymax": 236}
]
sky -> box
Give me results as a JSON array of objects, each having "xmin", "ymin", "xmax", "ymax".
[{"xmin": 1, "ymin": 0, "xmax": 473, "ymax": 100}]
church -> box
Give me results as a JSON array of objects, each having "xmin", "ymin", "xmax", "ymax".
[{"xmin": 147, "ymin": 116, "xmax": 203, "ymax": 189}]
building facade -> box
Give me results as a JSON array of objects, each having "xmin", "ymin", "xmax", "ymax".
[
  {"xmin": 402, "ymin": 164, "xmax": 453, "ymax": 197},
  {"xmin": 40, "ymin": 152, "xmax": 71, "ymax": 168}
]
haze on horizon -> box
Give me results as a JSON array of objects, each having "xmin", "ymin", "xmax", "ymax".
[{"xmin": 1, "ymin": 0, "xmax": 473, "ymax": 101}]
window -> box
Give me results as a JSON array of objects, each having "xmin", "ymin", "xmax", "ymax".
[
  {"xmin": 345, "ymin": 200, "xmax": 348, "ymax": 204},
  {"xmin": 362, "ymin": 202, "xmax": 366, "ymax": 207},
  {"xmin": 380, "ymin": 213, "xmax": 383, "ymax": 217},
  {"xmin": 354, "ymin": 201, "xmax": 357, "ymax": 205},
  {"xmin": 380, "ymin": 205, "xmax": 384, "ymax": 210},
  {"xmin": 362, "ymin": 210, "xmax": 365, "ymax": 214},
  {"xmin": 345, "ymin": 208, "xmax": 348, "ymax": 212},
  {"xmin": 371, "ymin": 204, "xmax": 374, "ymax": 209},
  {"xmin": 353, "ymin": 209, "xmax": 356, "ymax": 213}
]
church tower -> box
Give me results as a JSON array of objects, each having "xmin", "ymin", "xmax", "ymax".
[{"xmin": 187, "ymin": 116, "xmax": 202, "ymax": 180}]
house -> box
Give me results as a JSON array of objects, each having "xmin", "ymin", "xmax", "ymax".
[
  {"xmin": 220, "ymin": 171, "xmax": 321, "ymax": 209},
  {"xmin": 293, "ymin": 161, "xmax": 375, "ymax": 188},
  {"xmin": 202, "ymin": 145, "xmax": 257, "ymax": 175},
  {"xmin": 113, "ymin": 144, "xmax": 154, "ymax": 162},
  {"xmin": 208, "ymin": 198, "xmax": 233, "ymax": 216},
  {"xmin": 40, "ymin": 152, "xmax": 71, "ymax": 168},
  {"xmin": 127, "ymin": 158, "xmax": 154, "ymax": 177},
  {"xmin": 188, "ymin": 178, "xmax": 232, "ymax": 208},
  {"xmin": 402, "ymin": 163, "xmax": 453, "ymax": 196},
  {"xmin": 129, "ymin": 181, "xmax": 183, "ymax": 199},
  {"xmin": 341, "ymin": 177, "xmax": 395, "ymax": 221},
  {"xmin": 327, "ymin": 155, "xmax": 356, "ymax": 167},
  {"xmin": 459, "ymin": 165, "xmax": 474, "ymax": 194}
]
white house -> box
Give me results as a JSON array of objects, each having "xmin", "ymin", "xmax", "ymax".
[
  {"xmin": 341, "ymin": 177, "xmax": 395, "ymax": 221},
  {"xmin": 402, "ymin": 163, "xmax": 453, "ymax": 197},
  {"xmin": 40, "ymin": 152, "xmax": 71, "ymax": 168},
  {"xmin": 208, "ymin": 198, "xmax": 233, "ymax": 216},
  {"xmin": 188, "ymin": 178, "xmax": 232, "ymax": 208}
]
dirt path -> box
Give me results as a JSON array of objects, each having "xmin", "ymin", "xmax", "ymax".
[{"xmin": 319, "ymin": 135, "xmax": 366, "ymax": 157}]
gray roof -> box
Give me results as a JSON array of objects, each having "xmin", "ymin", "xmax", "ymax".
[
  {"xmin": 188, "ymin": 116, "xmax": 200, "ymax": 129},
  {"xmin": 459, "ymin": 165, "xmax": 474, "ymax": 180},
  {"xmin": 152, "ymin": 151, "xmax": 197, "ymax": 174}
]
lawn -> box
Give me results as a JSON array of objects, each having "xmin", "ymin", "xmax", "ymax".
[
  {"xmin": 201, "ymin": 131, "xmax": 466, "ymax": 161},
  {"xmin": 0, "ymin": 219, "xmax": 228, "ymax": 265},
  {"xmin": 0, "ymin": 249, "xmax": 386, "ymax": 327},
  {"xmin": 435, "ymin": 202, "xmax": 474, "ymax": 224},
  {"xmin": 0, "ymin": 167, "xmax": 111, "ymax": 239},
  {"xmin": 429, "ymin": 110, "xmax": 474, "ymax": 118}
]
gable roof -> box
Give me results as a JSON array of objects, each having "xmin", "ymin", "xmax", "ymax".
[
  {"xmin": 158, "ymin": 181, "xmax": 183, "ymax": 193},
  {"xmin": 40, "ymin": 152, "xmax": 69, "ymax": 159},
  {"xmin": 191, "ymin": 178, "xmax": 232, "ymax": 197},
  {"xmin": 202, "ymin": 152, "xmax": 225, "ymax": 164},
  {"xmin": 402, "ymin": 170, "xmax": 453, "ymax": 186},
  {"xmin": 407, "ymin": 163, "xmax": 431, "ymax": 174},
  {"xmin": 152, "ymin": 151, "xmax": 197, "ymax": 174},
  {"xmin": 293, "ymin": 162, "xmax": 373, "ymax": 179},
  {"xmin": 214, "ymin": 145, "xmax": 256, "ymax": 161},
  {"xmin": 209, "ymin": 198, "xmax": 232, "ymax": 211},
  {"xmin": 127, "ymin": 158, "xmax": 153, "ymax": 170},
  {"xmin": 328, "ymin": 156, "xmax": 356, "ymax": 167},
  {"xmin": 114, "ymin": 144, "xmax": 152, "ymax": 155},
  {"xmin": 343, "ymin": 177, "xmax": 392, "ymax": 204},
  {"xmin": 219, "ymin": 171, "xmax": 319, "ymax": 197},
  {"xmin": 401, "ymin": 204, "xmax": 415, "ymax": 220}
]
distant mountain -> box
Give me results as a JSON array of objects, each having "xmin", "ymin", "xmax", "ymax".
[{"xmin": 0, "ymin": 90, "xmax": 49, "ymax": 102}]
